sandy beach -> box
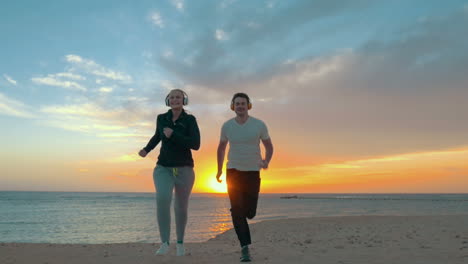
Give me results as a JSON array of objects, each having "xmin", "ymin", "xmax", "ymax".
[{"xmin": 2, "ymin": 215, "xmax": 468, "ymax": 264}]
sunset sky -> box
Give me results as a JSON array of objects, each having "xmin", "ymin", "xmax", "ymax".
[{"xmin": 1, "ymin": 0, "xmax": 468, "ymax": 193}]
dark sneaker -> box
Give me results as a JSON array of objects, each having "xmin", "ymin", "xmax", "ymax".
[{"xmin": 240, "ymin": 245, "xmax": 251, "ymax": 262}]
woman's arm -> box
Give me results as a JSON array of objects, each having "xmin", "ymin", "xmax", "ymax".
[
  {"xmin": 170, "ymin": 116, "xmax": 201, "ymax": 150},
  {"xmin": 142, "ymin": 116, "xmax": 162, "ymax": 154}
]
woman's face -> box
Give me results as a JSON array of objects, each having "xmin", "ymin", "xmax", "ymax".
[{"xmin": 167, "ymin": 90, "xmax": 184, "ymax": 109}]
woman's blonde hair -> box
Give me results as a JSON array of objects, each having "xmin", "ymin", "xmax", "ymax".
[{"xmin": 165, "ymin": 89, "xmax": 188, "ymax": 106}]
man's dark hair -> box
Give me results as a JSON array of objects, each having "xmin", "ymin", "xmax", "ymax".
[{"xmin": 231, "ymin": 92, "xmax": 250, "ymax": 104}]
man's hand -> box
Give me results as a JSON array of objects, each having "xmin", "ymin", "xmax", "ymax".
[
  {"xmin": 138, "ymin": 149, "xmax": 148, "ymax": 158},
  {"xmin": 216, "ymin": 170, "xmax": 223, "ymax": 183},
  {"xmin": 259, "ymin": 159, "xmax": 269, "ymax": 170},
  {"xmin": 163, "ymin": 127, "xmax": 173, "ymax": 138}
]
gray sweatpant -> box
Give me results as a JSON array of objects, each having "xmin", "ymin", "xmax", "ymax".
[{"xmin": 153, "ymin": 165, "xmax": 195, "ymax": 243}]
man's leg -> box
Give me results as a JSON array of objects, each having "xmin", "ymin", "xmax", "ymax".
[
  {"xmin": 239, "ymin": 171, "xmax": 260, "ymax": 262},
  {"xmin": 227, "ymin": 169, "xmax": 251, "ymax": 247},
  {"xmin": 245, "ymin": 171, "xmax": 261, "ymax": 220}
]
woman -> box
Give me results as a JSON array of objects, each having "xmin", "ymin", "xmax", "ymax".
[{"xmin": 139, "ymin": 89, "xmax": 200, "ymax": 256}]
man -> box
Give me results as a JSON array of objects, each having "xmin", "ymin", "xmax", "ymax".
[{"xmin": 216, "ymin": 92, "xmax": 274, "ymax": 262}]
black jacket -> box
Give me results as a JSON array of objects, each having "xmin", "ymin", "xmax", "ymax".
[{"xmin": 143, "ymin": 109, "xmax": 200, "ymax": 167}]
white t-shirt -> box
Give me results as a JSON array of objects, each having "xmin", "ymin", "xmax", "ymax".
[{"xmin": 220, "ymin": 116, "xmax": 270, "ymax": 171}]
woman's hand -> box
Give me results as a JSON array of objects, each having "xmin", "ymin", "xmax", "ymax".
[
  {"xmin": 138, "ymin": 149, "xmax": 148, "ymax": 158},
  {"xmin": 163, "ymin": 127, "xmax": 173, "ymax": 138}
]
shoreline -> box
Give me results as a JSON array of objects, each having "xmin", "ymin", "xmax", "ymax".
[{"xmin": 2, "ymin": 215, "xmax": 468, "ymax": 263}]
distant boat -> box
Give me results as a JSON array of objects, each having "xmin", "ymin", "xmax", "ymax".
[{"xmin": 280, "ymin": 195, "xmax": 299, "ymax": 199}]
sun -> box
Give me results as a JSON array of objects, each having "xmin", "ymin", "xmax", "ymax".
[
  {"xmin": 206, "ymin": 177, "xmax": 227, "ymax": 193},
  {"xmin": 196, "ymin": 164, "xmax": 228, "ymax": 193}
]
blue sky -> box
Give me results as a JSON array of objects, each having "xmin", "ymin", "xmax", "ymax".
[{"xmin": 1, "ymin": 0, "xmax": 468, "ymax": 192}]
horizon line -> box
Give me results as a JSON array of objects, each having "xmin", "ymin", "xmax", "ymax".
[{"xmin": 1, "ymin": 190, "xmax": 467, "ymax": 195}]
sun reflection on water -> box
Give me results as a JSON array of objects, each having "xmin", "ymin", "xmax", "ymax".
[
  {"xmin": 208, "ymin": 211, "xmax": 232, "ymax": 234},
  {"xmin": 209, "ymin": 222, "xmax": 231, "ymax": 233}
]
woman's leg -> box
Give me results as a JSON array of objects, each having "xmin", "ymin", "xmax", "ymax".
[
  {"xmin": 173, "ymin": 166, "xmax": 195, "ymax": 243},
  {"xmin": 153, "ymin": 165, "xmax": 175, "ymax": 243}
]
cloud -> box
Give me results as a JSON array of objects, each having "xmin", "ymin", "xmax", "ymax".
[
  {"xmin": 266, "ymin": 1, "xmax": 275, "ymax": 9},
  {"xmin": 38, "ymin": 103, "xmax": 129, "ymax": 134},
  {"xmin": 156, "ymin": 0, "xmax": 375, "ymax": 87},
  {"xmin": 32, "ymin": 76, "xmax": 87, "ymax": 91},
  {"xmin": 272, "ymin": 147, "xmax": 468, "ymax": 185},
  {"xmin": 215, "ymin": 29, "xmax": 228, "ymax": 41},
  {"xmin": 26, "ymin": 54, "xmax": 148, "ymax": 141},
  {"xmin": 31, "ymin": 71, "xmax": 87, "ymax": 91},
  {"xmin": 149, "ymin": 11, "xmax": 164, "ymax": 28},
  {"xmin": 162, "ymin": 50, "xmax": 173, "ymax": 58},
  {"xmin": 164, "ymin": 7, "xmax": 468, "ymax": 159},
  {"xmin": 98, "ymin": 133, "xmax": 143, "ymax": 138},
  {"xmin": 37, "ymin": 99, "xmax": 164, "ymax": 142},
  {"xmin": 91, "ymin": 69, "xmax": 131, "ymax": 82},
  {"xmin": 24, "ymin": 54, "xmax": 168, "ymax": 143},
  {"xmin": 226, "ymin": 0, "xmax": 374, "ymax": 45},
  {"xmin": 98, "ymin": 86, "xmax": 113, "ymax": 93},
  {"xmin": 171, "ymin": 0, "xmax": 184, "ymax": 11},
  {"xmin": 250, "ymin": 48, "xmax": 468, "ymax": 158},
  {"xmin": 219, "ymin": 0, "xmax": 238, "ymax": 9},
  {"xmin": 142, "ymin": 51, "xmax": 153, "ymax": 59},
  {"xmin": 19, "ymin": 5, "xmax": 467, "ymax": 162},
  {"xmin": 0, "ymin": 92, "xmax": 35, "ymax": 118},
  {"xmin": 55, "ymin": 72, "xmax": 86, "ymax": 80},
  {"xmin": 102, "ymin": 153, "xmax": 142, "ymax": 163},
  {"xmin": 65, "ymin": 54, "xmax": 132, "ymax": 82},
  {"xmin": 3, "ymin": 74, "xmax": 17, "ymax": 86},
  {"xmin": 41, "ymin": 103, "xmax": 122, "ymax": 119},
  {"xmin": 66, "ymin": 54, "xmax": 91, "ymax": 65}
]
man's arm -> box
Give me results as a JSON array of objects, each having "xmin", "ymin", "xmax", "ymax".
[
  {"xmin": 216, "ymin": 139, "xmax": 228, "ymax": 182},
  {"xmin": 261, "ymin": 138, "xmax": 274, "ymax": 169}
]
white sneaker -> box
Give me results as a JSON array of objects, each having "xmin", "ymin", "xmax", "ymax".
[
  {"xmin": 176, "ymin": 243, "xmax": 185, "ymax": 256},
  {"xmin": 155, "ymin": 242, "xmax": 169, "ymax": 255}
]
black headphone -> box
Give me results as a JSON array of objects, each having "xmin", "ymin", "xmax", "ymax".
[
  {"xmin": 165, "ymin": 89, "xmax": 189, "ymax": 107},
  {"xmin": 230, "ymin": 92, "xmax": 252, "ymax": 110}
]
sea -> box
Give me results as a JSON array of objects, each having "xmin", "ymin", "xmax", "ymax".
[{"xmin": 1, "ymin": 192, "xmax": 467, "ymax": 244}]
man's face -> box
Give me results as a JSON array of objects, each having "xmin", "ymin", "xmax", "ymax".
[{"xmin": 233, "ymin": 97, "xmax": 249, "ymax": 115}]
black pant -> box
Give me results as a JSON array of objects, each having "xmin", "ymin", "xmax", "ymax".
[{"xmin": 226, "ymin": 168, "xmax": 261, "ymax": 247}]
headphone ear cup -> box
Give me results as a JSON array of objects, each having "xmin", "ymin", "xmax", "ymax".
[{"xmin": 165, "ymin": 97, "xmax": 170, "ymax": 107}]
